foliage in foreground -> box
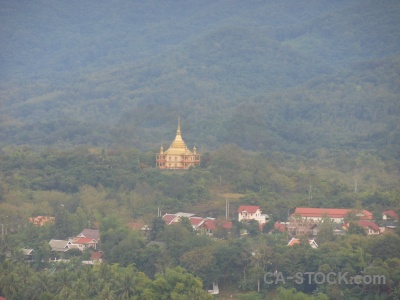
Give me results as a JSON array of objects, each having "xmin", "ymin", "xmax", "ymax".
[{"xmin": 0, "ymin": 262, "xmax": 212, "ymax": 300}]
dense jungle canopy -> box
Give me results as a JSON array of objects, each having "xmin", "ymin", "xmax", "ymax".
[{"xmin": 0, "ymin": 0, "xmax": 399, "ymax": 160}]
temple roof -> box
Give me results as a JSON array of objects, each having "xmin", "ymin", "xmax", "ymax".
[{"xmin": 164, "ymin": 118, "xmax": 193, "ymax": 155}]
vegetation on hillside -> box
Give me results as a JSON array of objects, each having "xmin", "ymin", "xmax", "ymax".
[
  {"xmin": 1, "ymin": 1, "xmax": 399, "ymax": 298},
  {"xmin": 0, "ymin": 144, "xmax": 398, "ymax": 299},
  {"xmin": 0, "ymin": 0, "xmax": 399, "ymax": 157},
  {"xmin": 0, "ymin": 146, "xmax": 398, "ymax": 221}
]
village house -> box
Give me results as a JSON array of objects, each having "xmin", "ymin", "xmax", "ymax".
[
  {"xmin": 378, "ymin": 210, "xmax": 398, "ymax": 234},
  {"xmin": 343, "ymin": 220, "xmax": 381, "ymax": 235},
  {"xmin": 49, "ymin": 239, "xmax": 78, "ymax": 253},
  {"xmin": 382, "ymin": 210, "xmax": 399, "ymax": 220},
  {"xmin": 274, "ymin": 221, "xmax": 287, "ymax": 233},
  {"xmin": 285, "ymin": 220, "xmax": 346, "ymax": 237},
  {"xmin": 290, "ymin": 207, "xmax": 373, "ymax": 223},
  {"xmin": 162, "ymin": 212, "xmax": 195, "ymax": 225},
  {"xmin": 76, "ymin": 229, "xmax": 100, "ymax": 242},
  {"xmin": 70, "ymin": 237, "xmax": 98, "ymax": 250},
  {"xmin": 89, "ymin": 251, "xmax": 103, "ymax": 264},
  {"xmin": 81, "ymin": 251, "xmax": 104, "ymax": 265},
  {"xmin": 380, "ymin": 220, "xmax": 398, "ymax": 234},
  {"xmin": 287, "ymin": 237, "xmax": 319, "ymax": 249},
  {"xmin": 49, "ymin": 229, "xmax": 100, "ymax": 254},
  {"xmin": 237, "ymin": 205, "xmax": 269, "ymax": 224},
  {"xmin": 161, "ymin": 212, "xmax": 232, "ymax": 237},
  {"xmin": 22, "ymin": 248, "xmax": 34, "ymax": 262},
  {"xmin": 189, "ymin": 217, "xmax": 207, "ymax": 231},
  {"xmin": 90, "ymin": 251, "xmax": 103, "ymax": 261},
  {"xmin": 200, "ymin": 219, "xmax": 232, "ymax": 236},
  {"xmin": 128, "ymin": 221, "xmax": 146, "ymax": 230},
  {"xmin": 162, "ymin": 213, "xmax": 181, "ymax": 225},
  {"xmin": 332, "ymin": 224, "xmax": 346, "ymax": 235},
  {"xmin": 357, "ymin": 221, "xmax": 381, "ymax": 235},
  {"xmin": 287, "ymin": 219, "xmax": 317, "ymax": 236}
]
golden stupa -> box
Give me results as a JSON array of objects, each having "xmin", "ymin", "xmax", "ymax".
[{"xmin": 156, "ymin": 118, "xmax": 200, "ymax": 170}]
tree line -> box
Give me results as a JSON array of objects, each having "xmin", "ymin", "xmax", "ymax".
[
  {"xmin": 0, "ymin": 145, "xmax": 399, "ymax": 298},
  {"xmin": 1, "ymin": 212, "xmax": 400, "ymax": 299}
]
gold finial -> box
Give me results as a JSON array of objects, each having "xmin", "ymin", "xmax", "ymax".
[
  {"xmin": 177, "ymin": 116, "xmax": 181, "ymax": 134},
  {"xmin": 174, "ymin": 116, "xmax": 183, "ymax": 142}
]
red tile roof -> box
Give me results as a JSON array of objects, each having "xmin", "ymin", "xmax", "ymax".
[
  {"xmin": 383, "ymin": 210, "xmax": 399, "ymax": 220},
  {"xmin": 274, "ymin": 221, "xmax": 286, "ymax": 232},
  {"xmin": 292, "ymin": 208, "xmax": 373, "ymax": 220},
  {"xmin": 287, "ymin": 238, "xmax": 318, "ymax": 248},
  {"xmin": 73, "ymin": 237, "xmax": 96, "ymax": 244},
  {"xmin": 357, "ymin": 221, "xmax": 380, "ymax": 232},
  {"xmin": 90, "ymin": 252, "xmax": 103, "ymax": 260},
  {"xmin": 189, "ymin": 217, "xmax": 205, "ymax": 226},
  {"xmin": 203, "ymin": 219, "xmax": 232, "ymax": 230},
  {"xmin": 128, "ymin": 222, "xmax": 145, "ymax": 230},
  {"xmin": 162, "ymin": 214, "xmax": 179, "ymax": 224},
  {"xmin": 287, "ymin": 238, "xmax": 301, "ymax": 246},
  {"xmin": 237, "ymin": 205, "xmax": 261, "ymax": 213}
]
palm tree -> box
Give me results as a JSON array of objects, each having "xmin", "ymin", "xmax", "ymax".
[
  {"xmin": 14, "ymin": 262, "xmax": 34, "ymax": 299},
  {"xmin": 82, "ymin": 266, "xmax": 100, "ymax": 297},
  {"xmin": 56, "ymin": 286, "xmax": 74, "ymax": 300},
  {"xmin": 1, "ymin": 272, "xmax": 21, "ymax": 299},
  {"xmin": 30, "ymin": 271, "xmax": 53, "ymax": 300},
  {"xmin": 98, "ymin": 283, "xmax": 117, "ymax": 300},
  {"xmin": 115, "ymin": 266, "xmax": 136, "ymax": 299},
  {"xmin": 0, "ymin": 260, "xmax": 13, "ymax": 293},
  {"xmin": 97, "ymin": 262, "xmax": 113, "ymax": 282},
  {"xmin": 52, "ymin": 268, "xmax": 74, "ymax": 294},
  {"xmin": 70, "ymin": 278, "xmax": 89, "ymax": 300}
]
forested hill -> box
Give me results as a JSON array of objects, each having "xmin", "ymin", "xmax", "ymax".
[{"xmin": 0, "ymin": 0, "xmax": 399, "ymax": 158}]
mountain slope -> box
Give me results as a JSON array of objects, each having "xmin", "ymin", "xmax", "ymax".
[{"xmin": 0, "ymin": 0, "xmax": 399, "ymax": 157}]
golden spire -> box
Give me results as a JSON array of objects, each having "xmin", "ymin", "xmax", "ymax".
[
  {"xmin": 170, "ymin": 116, "xmax": 185, "ymax": 148},
  {"xmin": 164, "ymin": 117, "xmax": 190, "ymax": 154},
  {"xmin": 177, "ymin": 116, "xmax": 181, "ymax": 135}
]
